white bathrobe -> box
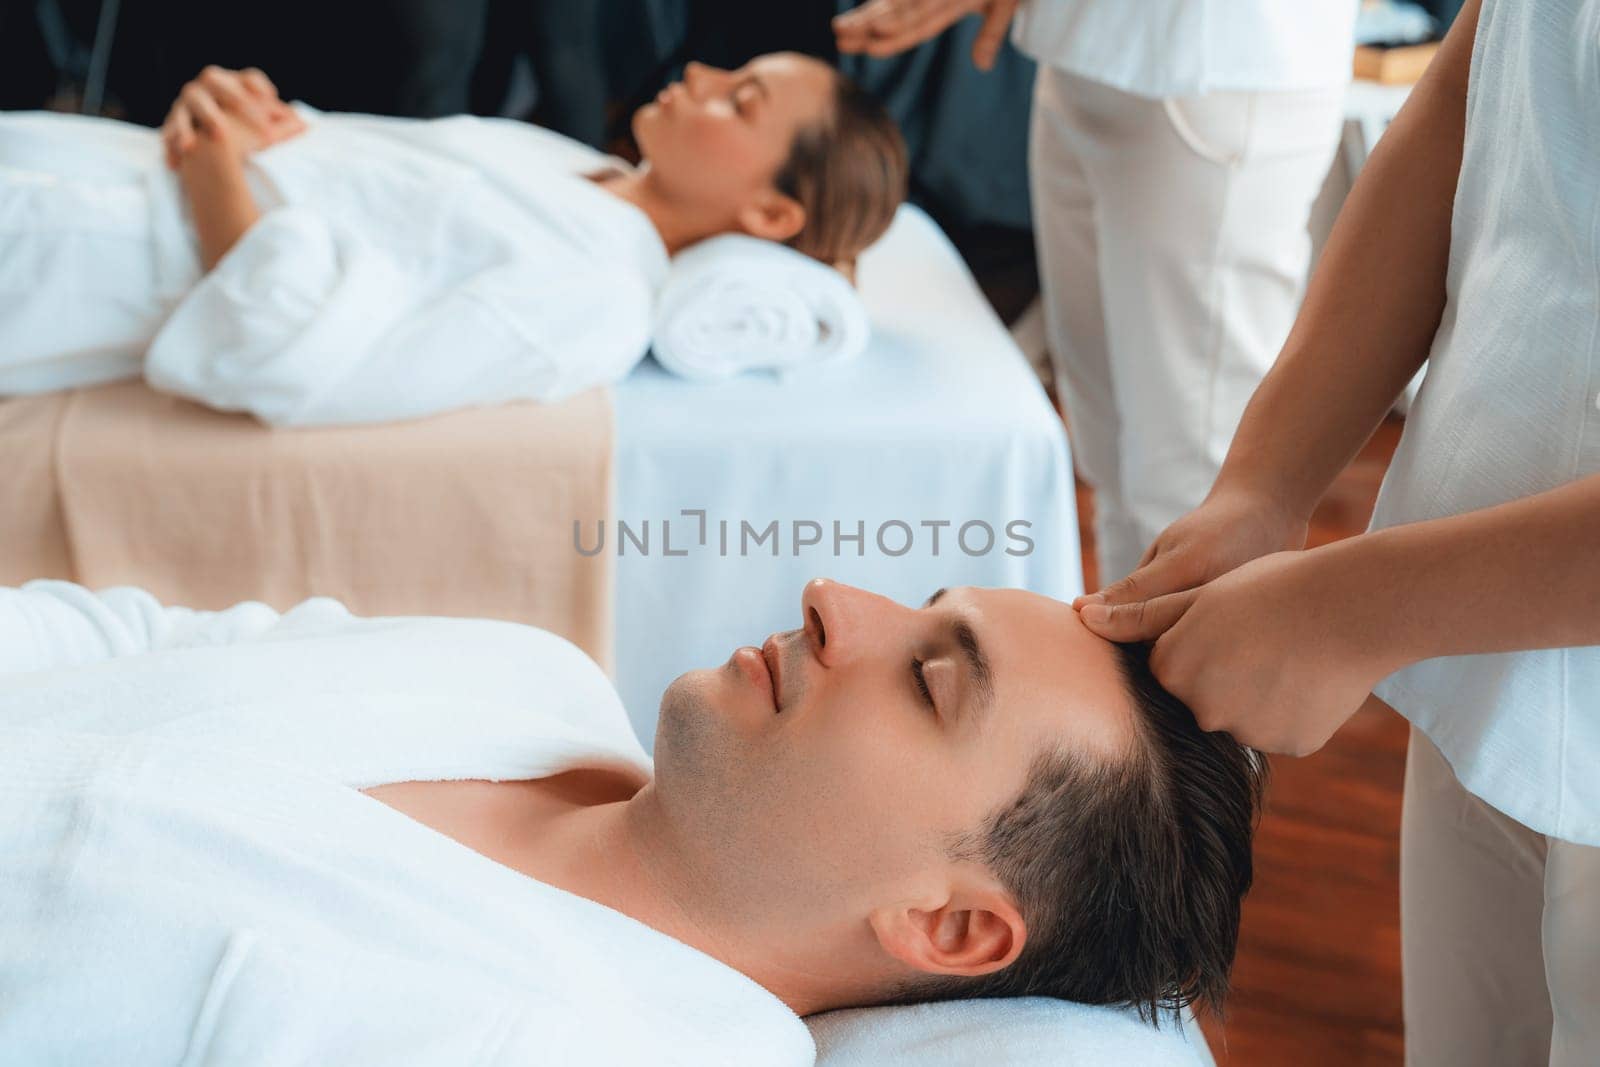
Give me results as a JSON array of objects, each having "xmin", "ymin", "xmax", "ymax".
[
  {"xmin": 0, "ymin": 108, "xmax": 668, "ymax": 426},
  {"xmin": 0, "ymin": 582, "xmax": 814, "ymax": 1066}
]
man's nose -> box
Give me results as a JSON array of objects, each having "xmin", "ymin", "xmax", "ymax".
[{"xmin": 800, "ymin": 578, "xmax": 902, "ymax": 667}]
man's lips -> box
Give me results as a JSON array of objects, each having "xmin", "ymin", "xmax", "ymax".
[
  {"xmin": 761, "ymin": 636, "xmax": 783, "ymax": 713},
  {"xmin": 732, "ymin": 641, "xmax": 781, "ymax": 713}
]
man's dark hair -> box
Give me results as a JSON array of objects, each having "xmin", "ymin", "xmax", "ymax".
[{"xmin": 890, "ymin": 641, "xmax": 1267, "ymax": 1022}]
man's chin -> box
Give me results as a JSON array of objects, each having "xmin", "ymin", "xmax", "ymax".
[
  {"xmin": 656, "ymin": 669, "xmax": 714, "ymax": 752},
  {"xmin": 654, "ymin": 669, "xmax": 743, "ymax": 806}
]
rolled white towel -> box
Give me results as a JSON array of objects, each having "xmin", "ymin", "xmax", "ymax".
[{"xmin": 652, "ymin": 234, "xmax": 871, "ymax": 381}]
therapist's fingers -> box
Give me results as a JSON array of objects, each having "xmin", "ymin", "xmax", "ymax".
[
  {"xmin": 1073, "ymin": 550, "xmax": 1200, "ymax": 615},
  {"xmin": 833, "ymin": 0, "xmax": 886, "ymax": 49},
  {"xmin": 835, "ymin": 0, "xmax": 973, "ymax": 54},
  {"xmin": 1077, "ymin": 587, "xmax": 1199, "ymax": 643},
  {"xmin": 834, "ymin": 24, "xmax": 877, "ymax": 54},
  {"xmin": 835, "ymin": 0, "xmax": 934, "ymax": 35},
  {"xmin": 970, "ymin": 0, "xmax": 1019, "ymax": 70},
  {"xmin": 859, "ymin": 25, "xmax": 955, "ymax": 57}
]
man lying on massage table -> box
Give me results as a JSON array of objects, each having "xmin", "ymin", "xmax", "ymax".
[
  {"xmin": 0, "ymin": 578, "xmax": 1260, "ymax": 1065},
  {"xmin": 0, "ymin": 57, "xmax": 905, "ymax": 425}
]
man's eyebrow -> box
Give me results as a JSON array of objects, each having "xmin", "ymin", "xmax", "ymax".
[
  {"xmin": 950, "ymin": 617, "xmax": 994, "ymax": 715},
  {"xmin": 924, "ymin": 587, "xmax": 947, "ymax": 608}
]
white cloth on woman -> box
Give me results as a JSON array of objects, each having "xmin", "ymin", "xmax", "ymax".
[
  {"xmin": 0, "ymin": 580, "xmax": 813, "ymax": 1066},
  {"xmin": 0, "ymin": 108, "xmax": 667, "ymax": 426},
  {"xmin": 1011, "ymin": 0, "xmax": 1357, "ymax": 98},
  {"xmin": 1028, "ymin": 67, "xmax": 1344, "ymax": 583},
  {"xmin": 1370, "ymin": 0, "xmax": 1600, "ymax": 850}
]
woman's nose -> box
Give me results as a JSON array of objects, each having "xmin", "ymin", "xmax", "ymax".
[
  {"xmin": 801, "ymin": 578, "xmax": 897, "ymax": 667},
  {"xmin": 682, "ymin": 61, "xmax": 726, "ymax": 100},
  {"xmin": 682, "ymin": 62, "xmax": 708, "ymax": 97}
]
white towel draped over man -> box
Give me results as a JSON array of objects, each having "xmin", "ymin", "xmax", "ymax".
[{"xmin": 0, "ymin": 577, "xmax": 1260, "ymax": 1065}]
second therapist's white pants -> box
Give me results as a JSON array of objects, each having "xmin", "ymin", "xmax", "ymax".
[
  {"xmin": 1029, "ymin": 67, "xmax": 1343, "ymax": 583},
  {"xmin": 1402, "ymin": 727, "xmax": 1600, "ymax": 1065}
]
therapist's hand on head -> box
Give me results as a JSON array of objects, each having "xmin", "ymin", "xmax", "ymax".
[
  {"xmin": 1076, "ymin": 549, "xmax": 1399, "ymax": 756},
  {"xmin": 1070, "ymin": 488, "xmax": 1391, "ymax": 756},
  {"xmin": 1079, "ymin": 486, "xmax": 1310, "ymax": 618},
  {"xmin": 833, "ymin": 0, "xmax": 1021, "ymax": 71}
]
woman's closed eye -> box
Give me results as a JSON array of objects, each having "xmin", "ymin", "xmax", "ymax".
[
  {"xmin": 732, "ymin": 80, "xmax": 761, "ymax": 118},
  {"xmin": 911, "ymin": 658, "xmax": 935, "ymax": 710}
]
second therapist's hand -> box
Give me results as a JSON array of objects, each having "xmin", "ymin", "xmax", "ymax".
[
  {"xmin": 834, "ymin": 0, "xmax": 1021, "ymax": 71},
  {"xmin": 1079, "ymin": 550, "xmax": 1398, "ymax": 756}
]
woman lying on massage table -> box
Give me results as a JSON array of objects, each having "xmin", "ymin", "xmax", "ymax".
[
  {"xmin": 0, "ymin": 57, "xmax": 906, "ymax": 426},
  {"xmin": 1, "ymin": 577, "xmax": 1258, "ymax": 1065}
]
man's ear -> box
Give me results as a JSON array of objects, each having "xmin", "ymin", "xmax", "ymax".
[
  {"xmin": 736, "ymin": 190, "xmax": 806, "ymax": 244},
  {"xmin": 868, "ymin": 888, "xmax": 1026, "ymax": 979}
]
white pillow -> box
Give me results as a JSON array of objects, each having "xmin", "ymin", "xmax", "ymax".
[{"xmin": 808, "ymin": 998, "xmax": 1214, "ymax": 1067}]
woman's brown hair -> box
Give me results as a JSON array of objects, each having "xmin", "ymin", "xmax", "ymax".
[{"xmin": 774, "ymin": 72, "xmax": 909, "ymax": 275}]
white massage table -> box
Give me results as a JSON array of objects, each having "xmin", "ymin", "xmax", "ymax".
[{"xmin": 613, "ymin": 205, "xmax": 1082, "ymax": 746}]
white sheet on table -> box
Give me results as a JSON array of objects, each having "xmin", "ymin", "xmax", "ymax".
[{"xmin": 613, "ymin": 205, "xmax": 1081, "ymax": 746}]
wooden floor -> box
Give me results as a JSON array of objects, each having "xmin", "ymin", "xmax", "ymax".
[{"xmin": 1074, "ymin": 418, "xmax": 1411, "ymax": 1065}]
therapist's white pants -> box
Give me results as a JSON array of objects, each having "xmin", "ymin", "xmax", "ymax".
[
  {"xmin": 1402, "ymin": 728, "xmax": 1600, "ymax": 1066},
  {"xmin": 1029, "ymin": 68, "xmax": 1343, "ymax": 583}
]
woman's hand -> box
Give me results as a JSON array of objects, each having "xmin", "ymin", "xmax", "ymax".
[
  {"xmin": 1079, "ymin": 550, "xmax": 1399, "ymax": 756},
  {"xmin": 1073, "ymin": 486, "xmax": 1310, "ymax": 633},
  {"xmin": 165, "ymin": 70, "xmax": 276, "ymax": 270},
  {"xmin": 834, "ymin": 0, "xmax": 1021, "ymax": 71},
  {"xmin": 163, "ymin": 66, "xmax": 305, "ymax": 169}
]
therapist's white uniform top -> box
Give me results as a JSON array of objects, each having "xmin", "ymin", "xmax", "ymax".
[
  {"xmin": 1372, "ymin": 0, "xmax": 1600, "ymax": 849},
  {"xmin": 0, "ymin": 109, "xmax": 668, "ymax": 426},
  {"xmin": 1012, "ymin": 0, "xmax": 1358, "ymax": 96}
]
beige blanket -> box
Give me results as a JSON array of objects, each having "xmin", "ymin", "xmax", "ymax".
[{"xmin": 0, "ymin": 381, "xmax": 614, "ymax": 669}]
